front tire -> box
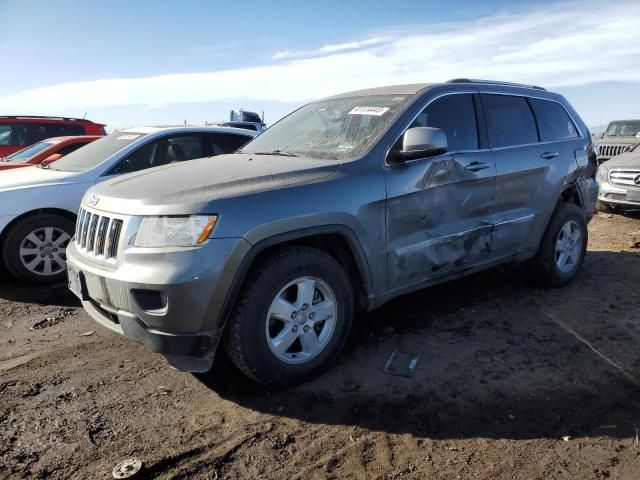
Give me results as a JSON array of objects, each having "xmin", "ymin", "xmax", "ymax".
[
  {"xmin": 527, "ymin": 203, "xmax": 588, "ymax": 287},
  {"xmin": 2, "ymin": 214, "xmax": 74, "ymax": 283},
  {"xmin": 224, "ymin": 246, "xmax": 354, "ymax": 387}
]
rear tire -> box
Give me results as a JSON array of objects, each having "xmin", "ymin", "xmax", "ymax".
[
  {"xmin": 2, "ymin": 214, "xmax": 74, "ymax": 284},
  {"xmin": 527, "ymin": 203, "xmax": 588, "ymax": 287},
  {"xmin": 224, "ymin": 246, "xmax": 354, "ymax": 387}
]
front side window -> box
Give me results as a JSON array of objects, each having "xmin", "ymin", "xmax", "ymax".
[
  {"xmin": 108, "ymin": 134, "xmax": 205, "ymax": 175},
  {"xmin": 241, "ymin": 94, "xmax": 412, "ymax": 160},
  {"xmin": 0, "ymin": 124, "xmax": 28, "ymax": 146},
  {"xmin": 409, "ymin": 94, "xmax": 479, "ymax": 151},
  {"xmin": 482, "ymin": 94, "xmax": 539, "ymax": 148},
  {"xmin": 530, "ymin": 99, "xmax": 579, "ymax": 142}
]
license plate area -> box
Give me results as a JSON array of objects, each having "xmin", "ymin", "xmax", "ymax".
[
  {"xmin": 67, "ymin": 264, "xmax": 88, "ymax": 301},
  {"xmin": 627, "ymin": 190, "xmax": 640, "ymax": 202}
]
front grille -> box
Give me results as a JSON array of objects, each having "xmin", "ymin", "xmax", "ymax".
[
  {"xmin": 75, "ymin": 207, "xmax": 124, "ymax": 260},
  {"xmin": 609, "ymin": 170, "xmax": 640, "ymax": 188},
  {"xmin": 597, "ymin": 144, "xmax": 633, "ymax": 159}
]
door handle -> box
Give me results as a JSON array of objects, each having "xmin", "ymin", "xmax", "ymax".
[
  {"xmin": 464, "ymin": 161, "xmax": 490, "ymax": 172},
  {"xmin": 540, "ymin": 151, "xmax": 559, "ymax": 159}
]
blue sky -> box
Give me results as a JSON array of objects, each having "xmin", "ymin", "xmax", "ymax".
[{"xmin": 1, "ymin": 0, "xmax": 639, "ymax": 131}]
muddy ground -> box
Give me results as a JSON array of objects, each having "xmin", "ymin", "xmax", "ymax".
[{"xmin": 1, "ymin": 212, "xmax": 640, "ymax": 480}]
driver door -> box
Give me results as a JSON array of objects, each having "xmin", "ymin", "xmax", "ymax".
[{"xmin": 383, "ymin": 91, "xmax": 496, "ymax": 289}]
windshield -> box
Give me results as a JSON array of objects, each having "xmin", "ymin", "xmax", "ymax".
[
  {"xmin": 5, "ymin": 140, "xmax": 55, "ymax": 162},
  {"xmin": 240, "ymin": 95, "xmax": 412, "ymax": 160},
  {"xmin": 49, "ymin": 132, "xmax": 146, "ymax": 172},
  {"xmin": 605, "ymin": 121, "xmax": 640, "ymax": 137}
]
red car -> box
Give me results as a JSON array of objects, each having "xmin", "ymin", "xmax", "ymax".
[
  {"xmin": 0, "ymin": 116, "xmax": 106, "ymax": 157},
  {"xmin": 0, "ymin": 136, "xmax": 102, "ymax": 170}
]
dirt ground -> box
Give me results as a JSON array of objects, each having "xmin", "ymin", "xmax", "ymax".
[{"xmin": 1, "ymin": 212, "xmax": 640, "ymax": 480}]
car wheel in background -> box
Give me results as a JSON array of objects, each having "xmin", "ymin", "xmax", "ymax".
[
  {"xmin": 2, "ymin": 214, "xmax": 74, "ymax": 283},
  {"xmin": 224, "ymin": 246, "xmax": 354, "ymax": 387},
  {"xmin": 527, "ymin": 202, "xmax": 588, "ymax": 287}
]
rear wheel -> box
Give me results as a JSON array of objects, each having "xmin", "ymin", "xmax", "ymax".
[
  {"xmin": 2, "ymin": 214, "xmax": 74, "ymax": 283},
  {"xmin": 527, "ymin": 203, "xmax": 588, "ymax": 287},
  {"xmin": 224, "ymin": 246, "xmax": 353, "ymax": 386}
]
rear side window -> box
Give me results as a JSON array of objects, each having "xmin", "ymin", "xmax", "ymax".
[
  {"xmin": 208, "ymin": 133, "xmax": 253, "ymax": 155},
  {"xmin": 0, "ymin": 124, "xmax": 29, "ymax": 146},
  {"xmin": 31, "ymin": 123, "xmax": 85, "ymax": 142},
  {"xmin": 530, "ymin": 99, "xmax": 579, "ymax": 142},
  {"xmin": 410, "ymin": 94, "xmax": 479, "ymax": 151},
  {"xmin": 482, "ymin": 94, "xmax": 538, "ymax": 148}
]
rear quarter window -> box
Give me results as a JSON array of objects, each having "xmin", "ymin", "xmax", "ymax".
[
  {"xmin": 529, "ymin": 99, "xmax": 579, "ymax": 142},
  {"xmin": 482, "ymin": 94, "xmax": 539, "ymax": 148},
  {"xmin": 208, "ymin": 133, "xmax": 253, "ymax": 155},
  {"xmin": 31, "ymin": 123, "xmax": 85, "ymax": 142}
]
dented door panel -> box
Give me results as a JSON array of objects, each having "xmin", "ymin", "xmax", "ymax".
[{"xmin": 384, "ymin": 152, "xmax": 496, "ymax": 288}]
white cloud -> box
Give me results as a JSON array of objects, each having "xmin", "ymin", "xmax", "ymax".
[{"xmin": 1, "ymin": 1, "xmax": 639, "ymax": 114}]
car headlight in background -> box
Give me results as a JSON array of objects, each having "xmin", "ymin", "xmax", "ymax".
[
  {"xmin": 134, "ymin": 215, "xmax": 218, "ymax": 247},
  {"xmin": 595, "ymin": 166, "xmax": 608, "ymax": 184}
]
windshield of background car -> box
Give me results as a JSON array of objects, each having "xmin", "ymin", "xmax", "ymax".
[
  {"xmin": 605, "ymin": 121, "xmax": 640, "ymax": 137},
  {"xmin": 240, "ymin": 95, "xmax": 412, "ymax": 160},
  {"xmin": 5, "ymin": 140, "xmax": 55, "ymax": 161},
  {"xmin": 49, "ymin": 132, "xmax": 147, "ymax": 172}
]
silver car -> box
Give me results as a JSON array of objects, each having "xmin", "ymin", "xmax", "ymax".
[
  {"xmin": 67, "ymin": 79, "xmax": 598, "ymax": 386},
  {"xmin": 596, "ymin": 144, "xmax": 640, "ymax": 211}
]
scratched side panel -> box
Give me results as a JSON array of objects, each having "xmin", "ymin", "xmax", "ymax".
[{"xmin": 384, "ymin": 152, "xmax": 496, "ymax": 289}]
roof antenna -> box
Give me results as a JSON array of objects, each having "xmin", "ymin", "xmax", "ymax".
[{"xmin": 82, "ymin": 112, "xmax": 87, "ymax": 119}]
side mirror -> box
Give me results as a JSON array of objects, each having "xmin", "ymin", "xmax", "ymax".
[
  {"xmin": 392, "ymin": 127, "xmax": 448, "ymax": 162},
  {"xmin": 598, "ymin": 132, "xmax": 605, "ymax": 139},
  {"xmin": 41, "ymin": 153, "xmax": 63, "ymax": 165}
]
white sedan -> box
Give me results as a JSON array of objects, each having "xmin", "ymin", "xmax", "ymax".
[{"xmin": 0, "ymin": 126, "xmax": 257, "ymax": 283}]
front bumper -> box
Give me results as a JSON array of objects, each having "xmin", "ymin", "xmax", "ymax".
[
  {"xmin": 597, "ymin": 180, "xmax": 640, "ymax": 208},
  {"xmin": 66, "ymin": 237, "xmax": 251, "ymax": 372}
]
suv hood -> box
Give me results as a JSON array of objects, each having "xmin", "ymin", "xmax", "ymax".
[
  {"xmin": 88, "ymin": 153, "xmax": 341, "ymax": 215},
  {"xmin": 599, "ymin": 136, "xmax": 640, "ymax": 145},
  {"xmin": 0, "ymin": 166, "xmax": 75, "ymax": 192},
  {"xmin": 601, "ymin": 150, "xmax": 640, "ymax": 169}
]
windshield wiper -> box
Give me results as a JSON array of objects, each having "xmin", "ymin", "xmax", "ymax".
[
  {"xmin": 252, "ymin": 150, "xmax": 298, "ymax": 157},
  {"xmin": 37, "ymin": 163, "xmax": 51, "ymax": 169}
]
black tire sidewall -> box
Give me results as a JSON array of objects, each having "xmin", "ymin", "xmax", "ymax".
[
  {"xmin": 231, "ymin": 249, "xmax": 353, "ymax": 386},
  {"xmin": 535, "ymin": 203, "xmax": 588, "ymax": 286},
  {"xmin": 2, "ymin": 214, "xmax": 75, "ymax": 284}
]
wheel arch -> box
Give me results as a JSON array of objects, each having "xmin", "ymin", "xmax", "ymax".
[
  {"xmin": 218, "ymin": 225, "xmax": 374, "ymax": 334},
  {"xmin": 0, "ymin": 208, "xmax": 77, "ymax": 252}
]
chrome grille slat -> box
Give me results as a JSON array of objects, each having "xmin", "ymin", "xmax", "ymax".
[
  {"xmin": 86, "ymin": 215, "xmax": 100, "ymax": 252},
  {"xmin": 609, "ymin": 170, "xmax": 640, "ymax": 188},
  {"xmin": 74, "ymin": 207, "xmax": 124, "ymax": 261},
  {"xmin": 107, "ymin": 220, "xmax": 123, "ymax": 258},
  {"xmin": 95, "ymin": 217, "xmax": 110, "ymax": 255}
]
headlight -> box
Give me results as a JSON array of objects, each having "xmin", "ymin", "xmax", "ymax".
[
  {"xmin": 596, "ymin": 166, "xmax": 608, "ymax": 183},
  {"xmin": 134, "ymin": 215, "xmax": 218, "ymax": 247}
]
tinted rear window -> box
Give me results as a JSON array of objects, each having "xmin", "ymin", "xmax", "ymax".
[
  {"xmin": 31, "ymin": 123, "xmax": 85, "ymax": 142},
  {"xmin": 208, "ymin": 133, "xmax": 253, "ymax": 155},
  {"xmin": 482, "ymin": 94, "xmax": 539, "ymax": 148},
  {"xmin": 0, "ymin": 124, "xmax": 29, "ymax": 146},
  {"xmin": 530, "ymin": 99, "xmax": 579, "ymax": 142}
]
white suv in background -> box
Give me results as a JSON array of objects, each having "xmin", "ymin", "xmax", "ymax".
[{"xmin": 0, "ymin": 126, "xmax": 256, "ymax": 283}]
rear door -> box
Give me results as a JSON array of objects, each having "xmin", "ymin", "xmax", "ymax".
[
  {"xmin": 384, "ymin": 90, "xmax": 496, "ymax": 289},
  {"xmin": 482, "ymin": 93, "xmax": 580, "ymax": 257}
]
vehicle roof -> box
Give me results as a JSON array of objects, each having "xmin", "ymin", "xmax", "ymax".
[
  {"xmin": 0, "ymin": 115, "xmax": 104, "ymax": 125},
  {"xmin": 325, "ymin": 79, "xmax": 551, "ymax": 99},
  {"xmin": 38, "ymin": 135, "xmax": 102, "ymax": 144},
  {"xmin": 607, "ymin": 119, "xmax": 640, "ymax": 123},
  {"xmin": 119, "ymin": 125, "xmax": 258, "ymax": 136}
]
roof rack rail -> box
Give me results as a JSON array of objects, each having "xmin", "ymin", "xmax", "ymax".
[
  {"xmin": 0, "ymin": 115, "xmax": 94, "ymax": 122},
  {"xmin": 446, "ymin": 78, "xmax": 547, "ymax": 91}
]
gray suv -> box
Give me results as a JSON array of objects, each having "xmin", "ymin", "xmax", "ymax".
[{"xmin": 66, "ymin": 79, "xmax": 598, "ymax": 386}]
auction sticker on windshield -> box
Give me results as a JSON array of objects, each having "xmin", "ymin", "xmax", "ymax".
[{"xmin": 348, "ymin": 106, "xmax": 390, "ymax": 116}]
